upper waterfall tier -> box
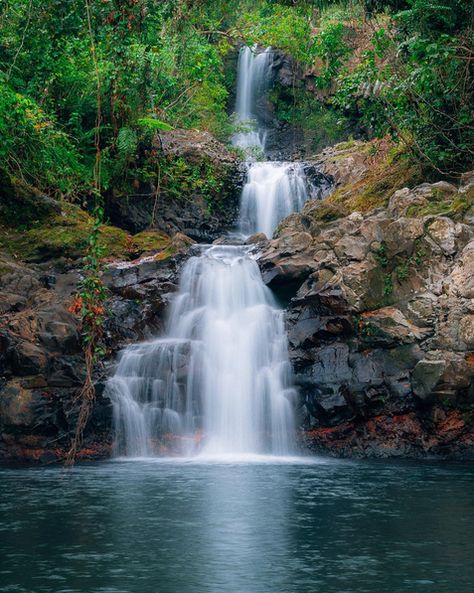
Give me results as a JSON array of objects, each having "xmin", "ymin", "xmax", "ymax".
[
  {"xmin": 109, "ymin": 245, "xmax": 296, "ymax": 457},
  {"xmin": 232, "ymin": 46, "xmax": 273, "ymax": 153}
]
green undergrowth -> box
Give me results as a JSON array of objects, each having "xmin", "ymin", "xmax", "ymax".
[
  {"xmin": 156, "ymin": 155, "xmax": 230, "ymax": 214},
  {"xmin": 269, "ymin": 85, "xmax": 351, "ymax": 153}
]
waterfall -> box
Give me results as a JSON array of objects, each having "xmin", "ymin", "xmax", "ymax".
[
  {"xmin": 232, "ymin": 46, "xmax": 273, "ymax": 152},
  {"xmin": 109, "ymin": 246, "xmax": 296, "ymax": 457},
  {"xmin": 232, "ymin": 46, "xmax": 319, "ymax": 239},
  {"xmin": 239, "ymin": 162, "xmax": 309, "ymax": 238},
  {"xmin": 107, "ymin": 45, "xmax": 329, "ymax": 459}
]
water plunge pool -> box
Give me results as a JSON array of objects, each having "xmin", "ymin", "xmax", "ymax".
[{"xmin": 1, "ymin": 457, "xmax": 473, "ymax": 593}]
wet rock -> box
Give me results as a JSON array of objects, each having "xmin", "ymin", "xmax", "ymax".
[
  {"xmin": 12, "ymin": 342, "xmax": 47, "ymax": 376},
  {"xmin": 303, "ymin": 412, "xmax": 474, "ymax": 459},
  {"xmin": 0, "ymin": 381, "xmax": 34, "ymax": 427},
  {"xmin": 244, "ymin": 232, "xmax": 268, "ymax": 245},
  {"xmin": 411, "ymin": 360, "xmax": 446, "ymax": 401}
]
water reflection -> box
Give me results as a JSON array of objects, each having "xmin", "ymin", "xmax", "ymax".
[{"xmin": 0, "ymin": 459, "xmax": 474, "ymax": 593}]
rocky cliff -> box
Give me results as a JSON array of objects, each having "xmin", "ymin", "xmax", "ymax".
[
  {"xmin": 2, "ymin": 136, "xmax": 474, "ymax": 463},
  {"xmin": 105, "ymin": 129, "xmax": 243, "ymax": 242},
  {"xmin": 0, "ymin": 233, "xmax": 192, "ymax": 464},
  {"xmin": 259, "ymin": 141, "xmax": 474, "ymax": 458}
]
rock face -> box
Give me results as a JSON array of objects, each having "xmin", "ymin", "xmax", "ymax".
[
  {"xmin": 314, "ymin": 140, "xmax": 372, "ymax": 187},
  {"xmin": 258, "ymin": 175, "xmax": 474, "ymax": 458},
  {"xmin": 2, "ymin": 128, "xmax": 473, "ymax": 462},
  {"xmin": 0, "ymin": 256, "xmax": 105, "ymax": 464},
  {"xmin": 0, "ymin": 235, "xmax": 191, "ymax": 464},
  {"xmin": 105, "ymin": 129, "xmax": 243, "ymax": 242}
]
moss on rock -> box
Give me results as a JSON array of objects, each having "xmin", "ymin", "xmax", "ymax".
[
  {"xmin": 328, "ymin": 145, "xmax": 423, "ymax": 213},
  {"xmin": 0, "ymin": 202, "xmax": 174, "ymax": 263}
]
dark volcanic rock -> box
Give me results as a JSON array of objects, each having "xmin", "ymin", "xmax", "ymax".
[
  {"xmin": 0, "ymin": 232, "xmax": 191, "ymax": 464},
  {"xmin": 258, "ymin": 174, "xmax": 474, "ymax": 458},
  {"xmin": 103, "ymin": 237, "xmax": 191, "ymax": 347},
  {"xmin": 105, "ymin": 129, "xmax": 243, "ymax": 242}
]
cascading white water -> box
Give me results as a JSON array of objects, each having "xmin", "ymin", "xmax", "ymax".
[
  {"xmin": 239, "ymin": 162, "xmax": 309, "ymax": 238},
  {"xmin": 109, "ymin": 245, "xmax": 296, "ymax": 457},
  {"xmin": 108, "ymin": 44, "xmax": 330, "ymax": 459},
  {"xmin": 232, "ymin": 46, "xmax": 315, "ymax": 238},
  {"xmin": 232, "ymin": 46, "xmax": 273, "ymax": 152}
]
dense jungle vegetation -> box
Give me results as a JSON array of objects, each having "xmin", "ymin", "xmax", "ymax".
[{"xmin": 0, "ymin": 0, "xmax": 472, "ymax": 207}]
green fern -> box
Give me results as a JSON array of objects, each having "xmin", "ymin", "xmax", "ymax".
[{"xmin": 117, "ymin": 127, "xmax": 138, "ymax": 161}]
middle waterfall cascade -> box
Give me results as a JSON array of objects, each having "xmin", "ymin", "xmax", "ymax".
[
  {"xmin": 239, "ymin": 162, "xmax": 309, "ymax": 238},
  {"xmin": 109, "ymin": 245, "xmax": 296, "ymax": 457}
]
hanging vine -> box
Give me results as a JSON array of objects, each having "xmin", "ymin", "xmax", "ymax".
[{"xmin": 65, "ymin": 0, "xmax": 105, "ymax": 467}]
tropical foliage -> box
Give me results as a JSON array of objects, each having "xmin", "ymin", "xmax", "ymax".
[{"xmin": 0, "ymin": 0, "xmax": 472, "ymax": 202}]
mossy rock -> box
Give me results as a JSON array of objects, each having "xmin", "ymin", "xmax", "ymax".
[
  {"xmin": 130, "ymin": 230, "xmax": 170, "ymax": 253},
  {"xmin": 328, "ymin": 146, "xmax": 423, "ymax": 213},
  {"xmin": 407, "ymin": 187, "xmax": 474, "ymax": 221},
  {"xmin": 0, "ymin": 171, "xmax": 60, "ymax": 228},
  {"xmin": 306, "ymin": 201, "xmax": 347, "ymax": 223},
  {"xmin": 0, "ymin": 202, "xmax": 172, "ymax": 263}
]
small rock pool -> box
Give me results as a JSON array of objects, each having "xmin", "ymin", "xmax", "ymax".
[{"xmin": 1, "ymin": 456, "xmax": 473, "ymax": 593}]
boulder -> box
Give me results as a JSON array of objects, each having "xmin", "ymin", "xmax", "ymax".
[
  {"xmin": 426, "ymin": 217, "xmax": 458, "ymax": 255},
  {"xmin": 359, "ymin": 308, "xmax": 432, "ymax": 347},
  {"xmin": 12, "ymin": 341, "xmax": 47, "ymax": 376},
  {"xmin": 37, "ymin": 307, "xmax": 79, "ymax": 353},
  {"xmin": 384, "ymin": 218, "xmax": 423, "ymax": 257},
  {"xmin": 411, "ymin": 360, "xmax": 446, "ymax": 401}
]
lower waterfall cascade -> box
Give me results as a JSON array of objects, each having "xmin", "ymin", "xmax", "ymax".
[{"xmin": 109, "ymin": 245, "xmax": 296, "ymax": 457}]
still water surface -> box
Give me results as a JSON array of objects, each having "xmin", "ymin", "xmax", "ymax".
[{"xmin": 1, "ymin": 456, "xmax": 473, "ymax": 593}]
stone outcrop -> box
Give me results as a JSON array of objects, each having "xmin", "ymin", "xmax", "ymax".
[
  {"xmin": 258, "ymin": 173, "xmax": 474, "ymax": 458},
  {"xmin": 0, "ymin": 234, "xmax": 191, "ymax": 464},
  {"xmin": 105, "ymin": 129, "xmax": 243, "ymax": 242},
  {"xmin": 313, "ymin": 140, "xmax": 372, "ymax": 187}
]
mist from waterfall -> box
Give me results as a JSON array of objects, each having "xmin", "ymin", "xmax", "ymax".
[{"xmin": 109, "ymin": 245, "xmax": 296, "ymax": 458}]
